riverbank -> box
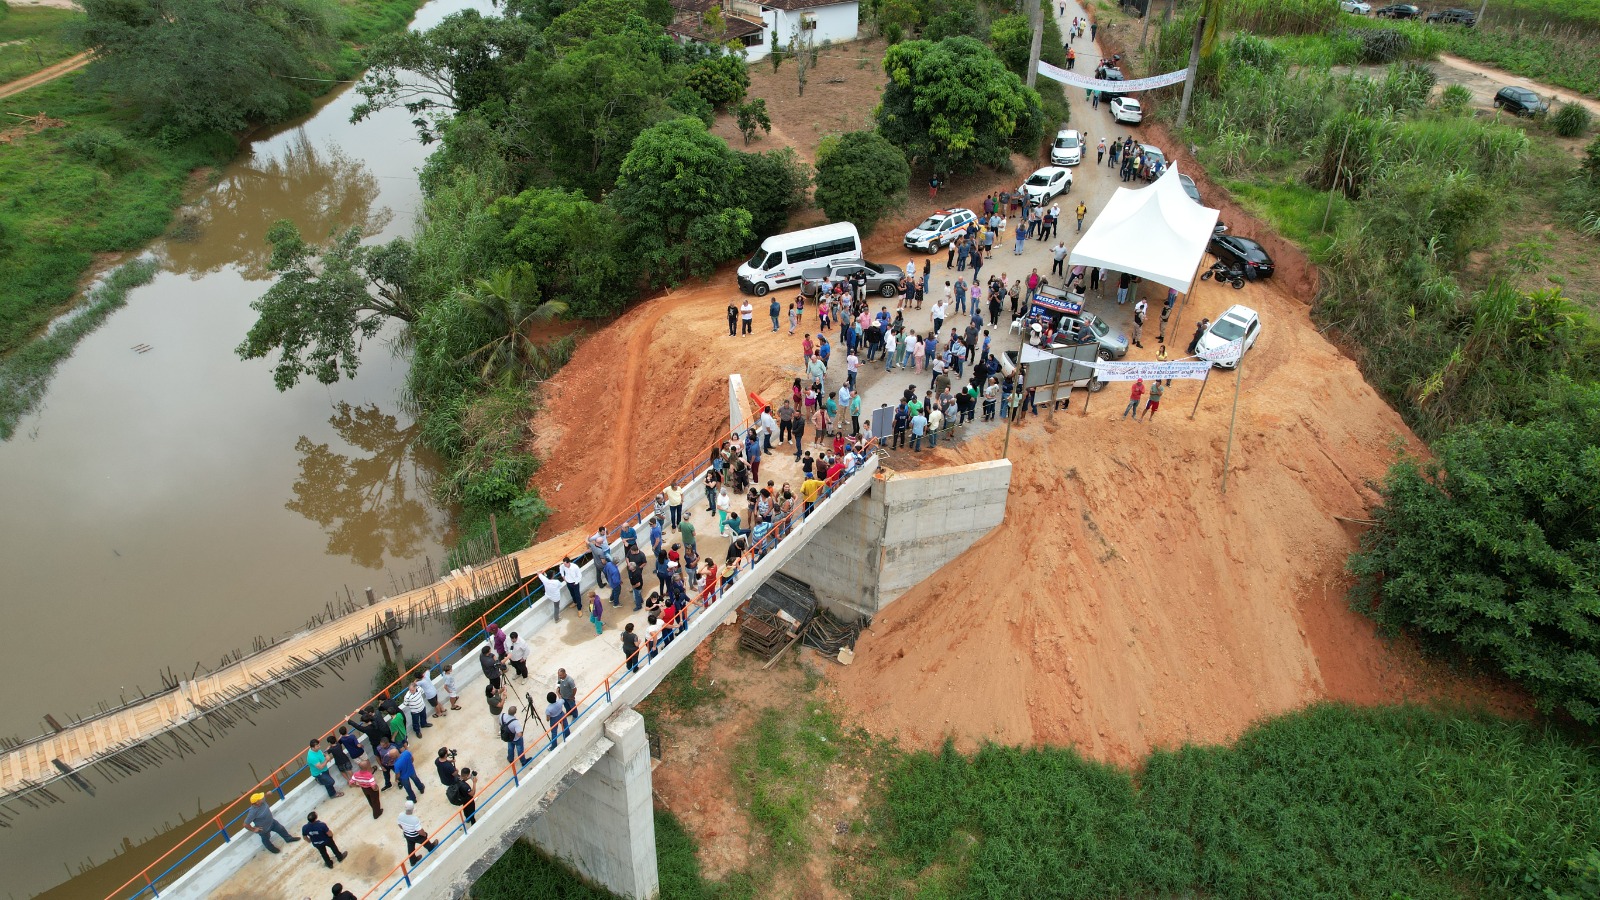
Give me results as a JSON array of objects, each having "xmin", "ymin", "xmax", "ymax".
[{"xmin": 0, "ymin": 0, "xmax": 426, "ymax": 435}]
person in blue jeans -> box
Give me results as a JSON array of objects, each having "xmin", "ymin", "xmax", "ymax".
[
  {"xmin": 393, "ymin": 746, "xmax": 426, "ymax": 802},
  {"xmin": 500, "ymin": 708, "xmax": 526, "ymax": 767},
  {"xmin": 243, "ymin": 793, "xmax": 300, "ymax": 853},
  {"xmin": 306, "ymin": 739, "xmax": 345, "ymax": 799},
  {"xmin": 545, "ymin": 691, "xmax": 570, "ymax": 750}
]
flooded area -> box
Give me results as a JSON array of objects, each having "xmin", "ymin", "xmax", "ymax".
[{"xmin": 0, "ymin": 0, "xmax": 493, "ymax": 894}]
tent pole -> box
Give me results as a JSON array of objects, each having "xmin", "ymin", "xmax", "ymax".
[
  {"xmin": 1189, "ymin": 364, "xmax": 1211, "ymax": 418},
  {"xmin": 1220, "ymin": 357, "xmax": 1243, "ymax": 493}
]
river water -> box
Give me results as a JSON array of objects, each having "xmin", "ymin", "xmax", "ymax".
[{"xmin": 0, "ymin": 0, "xmax": 492, "ymax": 894}]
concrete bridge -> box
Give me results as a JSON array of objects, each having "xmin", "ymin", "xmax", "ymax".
[{"xmin": 107, "ymin": 390, "xmax": 1011, "ymax": 900}]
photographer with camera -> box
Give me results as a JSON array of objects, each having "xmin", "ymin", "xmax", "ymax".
[
  {"xmin": 435, "ymin": 746, "xmax": 459, "ymax": 788},
  {"xmin": 447, "ymin": 767, "xmax": 479, "ymax": 829}
]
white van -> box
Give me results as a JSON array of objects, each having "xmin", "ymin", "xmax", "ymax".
[{"xmin": 737, "ymin": 222, "xmax": 862, "ymax": 296}]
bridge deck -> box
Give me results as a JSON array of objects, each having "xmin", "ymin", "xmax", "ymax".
[{"xmin": 181, "ymin": 443, "xmax": 858, "ymax": 900}]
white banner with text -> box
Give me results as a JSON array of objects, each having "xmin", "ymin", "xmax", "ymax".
[
  {"xmin": 1090, "ymin": 359, "xmax": 1214, "ymax": 382},
  {"xmin": 1038, "ymin": 61, "xmax": 1190, "ymax": 93}
]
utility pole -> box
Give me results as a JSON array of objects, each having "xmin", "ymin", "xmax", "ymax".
[
  {"xmin": 1175, "ymin": 6, "xmax": 1206, "ymax": 128},
  {"xmin": 1139, "ymin": 0, "xmax": 1153, "ymax": 52},
  {"xmin": 1026, "ymin": 0, "xmax": 1044, "ymax": 88}
]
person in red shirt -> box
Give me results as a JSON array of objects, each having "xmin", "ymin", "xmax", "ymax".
[{"xmin": 1122, "ymin": 379, "xmax": 1145, "ymax": 420}]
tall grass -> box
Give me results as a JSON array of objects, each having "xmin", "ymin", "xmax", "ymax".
[
  {"xmin": 0, "ymin": 258, "xmax": 158, "ymax": 439},
  {"xmin": 1442, "ymin": 22, "xmax": 1600, "ymax": 97},
  {"xmin": 0, "ymin": 5, "xmax": 83, "ymax": 83},
  {"xmin": 1225, "ymin": 0, "xmax": 1341, "ymax": 36},
  {"xmin": 872, "ymin": 704, "xmax": 1600, "ymax": 899}
]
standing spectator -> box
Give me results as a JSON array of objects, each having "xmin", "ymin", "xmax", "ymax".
[
  {"xmin": 603, "ymin": 556, "xmax": 623, "ymax": 608},
  {"xmin": 506, "ymin": 633, "xmax": 529, "ymax": 679},
  {"xmin": 499, "ymin": 705, "xmax": 525, "ymax": 767},
  {"xmin": 727, "ymin": 301, "xmax": 738, "ymax": 336},
  {"xmin": 1076, "ymin": 201, "xmax": 1087, "ymax": 233},
  {"xmin": 301, "ymin": 812, "xmax": 348, "ymax": 868},
  {"xmin": 487, "ymin": 623, "xmax": 508, "ymax": 660},
  {"xmin": 1122, "ymin": 379, "xmax": 1146, "ymax": 419},
  {"xmin": 397, "ymin": 801, "xmax": 436, "ymax": 865},
  {"xmin": 622, "ymin": 622, "xmax": 642, "ymax": 673},
  {"xmin": 348, "ymin": 759, "xmax": 382, "ymax": 819},
  {"xmin": 419, "ymin": 669, "xmax": 446, "ymax": 718},
  {"xmin": 393, "ymin": 745, "xmax": 425, "ymax": 802},
  {"xmin": 587, "ymin": 526, "xmax": 612, "ymax": 563},
  {"xmin": 557, "ymin": 668, "xmax": 578, "ymax": 722},
  {"xmin": 665, "ymin": 483, "xmax": 683, "ymax": 527},
  {"xmin": 243, "ymin": 793, "xmax": 300, "ymax": 854},
  {"xmin": 1132, "ymin": 299, "xmax": 1148, "ymax": 348},
  {"xmin": 740, "ymin": 299, "xmax": 754, "ymax": 334},
  {"xmin": 538, "ymin": 567, "xmax": 565, "ymax": 622},
  {"xmin": 1188, "ymin": 319, "xmax": 1210, "ymax": 355},
  {"xmin": 679, "ymin": 515, "xmax": 696, "ymax": 552},
  {"xmin": 1117, "ymin": 271, "xmax": 1132, "ymax": 305},
  {"xmin": 627, "ymin": 543, "xmax": 647, "ymax": 609},
  {"xmin": 402, "ymin": 680, "xmax": 429, "ymax": 735},
  {"xmin": 769, "ymin": 296, "xmax": 781, "ymax": 331},
  {"xmin": 306, "ymin": 738, "xmax": 345, "ymax": 799},
  {"xmin": 544, "ymin": 691, "xmax": 570, "ymax": 750},
  {"xmin": 478, "ymin": 646, "xmax": 503, "ymax": 692},
  {"xmin": 1051, "ymin": 242, "xmax": 1067, "ymax": 277},
  {"xmin": 928, "ymin": 172, "xmax": 940, "ymax": 198},
  {"xmin": 325, "ymin": 734, "xmax": 352, "ymax": 778},
  {"xmin": 337, "ymin": 727, "xmax": 363, "ymax": 770},
  {"xmin": 590, "ymin": 590, "xmax": 606, "ymax": 634},
  {"xmin": 333, "ymin": 886, "xmax": 358, "ymax": 900},
  {"xmin": 646, "ymin": 613, "xmax": 665, "ymax": 663},
  {"xmin": 560, "ymin": 556, "xmax": 583, "ymax": 616},
  {"xmin": 434, "ymin": 747, "xmax": 458, "ymax": 788},
  {"xmin": 1141, "ymin": 381, "xmax": 1166, "ymax": 420}
]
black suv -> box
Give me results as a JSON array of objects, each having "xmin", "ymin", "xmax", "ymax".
[
  {"xmin": 1209, "ymin": 235, "xmax": 1276, "ymax": 281},
  {"xmin": 1426, "ymin": 7, "xmax": 1477, "ymax": 24},
  {"xmin": 1493, "ymin": 86, "xmax": 1548, "ymax": 117}
]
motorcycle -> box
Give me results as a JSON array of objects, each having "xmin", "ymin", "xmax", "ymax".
[{"xmin": 1199, "ymin": 259, "xmax": 1246, "ymax": 290}]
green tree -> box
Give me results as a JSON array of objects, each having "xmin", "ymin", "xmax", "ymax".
[
  {"xmin": 684, "ymin": 50, "xmax": 750, "ymax": 109},
  {"xmin": 237, "ymin": 222, "xmax": 417, "ymax": 391},
  {"xmin": 75, "ymin": 0, "xmax": 336, "ymax": 134},
  {"xmin": 988, "ymin": 14, "xmax": 1033, "ymax": 74},
  {"xmin": 734, "ymin": 147, "xmax": 811, "ymax": 238},
  {"xmin": 1349, "ymin": 387, "xmax": 1600, "ymax": 723},
  {"xmin": 455, "ymin": 264, "xmax": 569, "ymax": 382},
  {"xmin": 877, "ymin": 36, "xmax": 1045, "ymax": 173},
  {"xmin": 735, "ymin": 97, "xmax": 772, "ymax": 144},
  {"xmin": 611, "ymin": 117, "xmax": 753, "ymax": 282},
  {"xmin": 351, "ymin": 11, "xmax": 539, "ymax": 143},
  {"xmin": 487, "ymin": 187, "xmax": 638, "ymax": 318},
  {"xmin": 813, "ymin": 130, "xmax": 911, "ymax": 234}
]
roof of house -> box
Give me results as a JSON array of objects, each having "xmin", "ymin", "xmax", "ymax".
[
  {"xmin": 762, "ymin": 0, "xmax": 857, "ymax": 10},
  {"xmin": 667, "ymin": 13, "xmax": 766, "ymax": 41},
  {"xmin": 669, "ymin": 0, "xmax": 718, "ymax": 12}
]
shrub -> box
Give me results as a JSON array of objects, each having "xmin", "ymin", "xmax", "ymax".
[
  {"xmin": 1349, "ymin": 391, "xmax": 1600, "ymax": 723},
  {"xmin": 1551, "ymin": 101, "xmax": 1594, "ymax": 137},
  {"xmin": 1224, "ymin": 33, "xmax": 1284, "ymax": 71},
  {"xmin": 64, "ymin": 126, "xmax": 140, "ymax": 172},
  {"xmin": 684, "ymin": 51, "xmax": 750, "ymax": 109},
  {"xmin": 813, "ymin": 130, "xmax": 911, "ymax": 234},
  {"xmin": 734, "ymin": 97, "xmax": 772, "ymax": 144},
  {"xmin": 1438, "ymin": 82, "xmax": 1473, "ymax": 114}
]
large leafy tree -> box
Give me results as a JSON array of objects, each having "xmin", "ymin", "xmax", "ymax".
[
  {"xmin": 487, "ymin": 187, "xmax": 637, "ymax": 318},
  {"xmin": 877, "ymin": 36, "xmax": 1045, "ymax": 173},
  {"xmin": 454, "ymin": 264, "xmax": 568, "ymax": 382},
  {"xmin": 351, "ymin": 11, "xmax": 539, "ymax": 143},
  {"xmin": 76, "ymin": 0, "xmax": 336, "ymax": 134},
  {"xmin": 237, "ymin": 221, "xmax": 417, "ymax": 391},
  {"xmin": 610, "ymin": 117, "xmax": 753, "ymax": 282},
  {"xmin": 813, "ymin": 130, "xmax": 911, "ymax": 234},
  {"xmin": 1349, "ymin": 386, "xmax": 1600, "ymax": 723}
]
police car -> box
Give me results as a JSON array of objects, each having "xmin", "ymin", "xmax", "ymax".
[{"xmin": 904, "ymin": 207, "xmax": 977, "ymax": 253}]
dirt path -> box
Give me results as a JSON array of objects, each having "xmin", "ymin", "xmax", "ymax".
[
  {"xmin": 0, "ymin": 50, "xmax": 89, "ymax": 101},
  {"xmin": 1435, "ymin": 52, "xmax": 1600, "ymax": 115}
]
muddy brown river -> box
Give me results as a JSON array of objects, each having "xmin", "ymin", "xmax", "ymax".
[{"xmin": 0, "ymin": 1, "xmax": 491, "ymax": 894}]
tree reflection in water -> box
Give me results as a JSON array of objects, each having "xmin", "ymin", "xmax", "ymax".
[
  {"xmin": 164, "ymin": 131, "xmax": 392, "ymax": 280},
  {"xmin": 288, "ymin": 402, "xmax": 446, "ymax": 569}
]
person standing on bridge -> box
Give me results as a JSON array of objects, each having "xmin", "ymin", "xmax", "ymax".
[
  {"xmin": 306, "ymin": 738, "xmax": 345, "ymax": 800},
  {"xmin": 500, "ymin": 705, "xmax": 526, "ymax": 767},
  {"xmin": 626, "ymin": 543, "xmax": 647, "ymax": 611},
  {"xmin": 397, "ymin": 800, "xmax": 436, "ymax": 865},
  {"xmin": 487, "ymin": 623, "xmax": 508, "ymax": 661},
  {"xmin": 603, "ymin": 556, "xmax": 623, "ymax": 609},
  {"xmin": 557, "ymin": 668, "xmax": 579, "ymax": 722},
  {"xmin": 545, "ymin": 691, "xmax": 570, "ymax": 750},
  {"xmin": 622, "ymin": 622, "xmax": 642, "ymax": 673},
  {"xmin": 402, "ymin": 680, "xmax": 431, "ymax": 736},
  {"xmin": 243, "ymin": 792, "xmax": 300, "ymax": 854},
  {"xmin": 591, "ymin": 591, "xmax": 606, "ymax": 635},
  {"xmin": 538, "ymin": 567, "xmax": 565, "ymax": 622},
  {"xmin": 560, "ymin": 557, "xmax": 583, "ymax": 617},
  {"xmin": 348, "ymin": 758, "xmax": 382, "ymax": 819},
  {"xmin": 665, "ymin": 483, "xmax": 684, "ymax": 527},
  {"xmin": 393, "ymin": 744, "xmax": 425, "ymax": 803},
  {"xmin": 419, "ymin": 669, "xmax": 446, "ymax": 718},
  {"xmin": 479, "ymin": 646, "xmax": 503, "ymax": 693},
  {"xmin": 300, "ymin": 811, "xmax": 348, "ymax": 868},
  {"xmin": 506, "ymin": 633, "xmax": 530, "ymax": 680}
]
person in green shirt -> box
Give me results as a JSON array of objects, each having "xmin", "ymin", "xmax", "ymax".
[
  {"xmin": 679, "ymin": 518, "xmax": 696, "ymax": 552},
  {"xmin": 849, "ymin": 393, "xmax": 862, "ymax": 437},
  {"xmin": 388, "ymin": 710, "xmax": 407, "ymax": 747}
]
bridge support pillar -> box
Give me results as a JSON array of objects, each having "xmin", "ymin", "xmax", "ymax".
[{"xmin": 524, "ymin": 707, "xmax": 659, "ymax": 899}]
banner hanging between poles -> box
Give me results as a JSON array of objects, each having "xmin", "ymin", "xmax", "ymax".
[
  {"xmin": 1038, "ymin": 61, "xmax": 1189, "ymax": 93},
  {"xmin": 1090, "ymin": 359, "xmax": 1214, "ymax": 382}
]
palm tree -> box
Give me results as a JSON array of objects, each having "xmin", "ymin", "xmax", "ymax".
[{"xmin": 456, "ymin": 263, "xmax": 568, "ymax": 382}]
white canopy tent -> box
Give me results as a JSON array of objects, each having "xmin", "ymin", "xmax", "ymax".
[{"xmin": 1067, "ymin": 166, "xmax": 1220, "ymax": 294}]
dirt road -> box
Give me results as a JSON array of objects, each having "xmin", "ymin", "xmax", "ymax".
[{"xmin": 0, "ymin": 50, "xmax": 89, "ymax": 101}]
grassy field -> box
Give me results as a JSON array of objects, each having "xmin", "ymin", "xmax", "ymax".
[
  {"xmin": 0, "ymin": 5, "xmax": 83, "ymax": 84},
  {"xmin": 850, "ymin": 704, "xmax": 1600, "ymax": 899},
  {"xmin": 1441, "ymin": 24, "xmax": 1600, "ymax": 98}
]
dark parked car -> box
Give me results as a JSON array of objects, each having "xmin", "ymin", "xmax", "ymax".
[
  {"xmin": 1097, "ymin": 67, "xmax": 1126, "ymax": 102},
  {"xmin": 1374, "ymin": 3, "xmax": 1420, "ymax": 16},
  {"xmin": 1178, "ymin": 174, "xmax": 1202, "ymax": 205},
  {"xmin": 1208, "ymin": 235, "xmax": 1275, "ymax": 281},
  {"xmin": 799, "ymin": 259, "xmax": 905, "ymax": 298},
  {"xmin": 1493, "ymin": 86, "xmax": 1548, "ymax": 117},
  {"xmin": 1426, "ymin": 7, "xmax": 1477, "ymax": 24}
]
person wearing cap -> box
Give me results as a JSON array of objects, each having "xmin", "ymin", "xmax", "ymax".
[
  {"xmin": 242, "ymin": 792, "xmax": 299, "ymax": 853},
  {"xmin": 301, "ymin": 811, "xmax": 348, "ymax": 868},
  {"xmin": 397, "ymin": 800, "xmax": 436, "ymax": 864}
]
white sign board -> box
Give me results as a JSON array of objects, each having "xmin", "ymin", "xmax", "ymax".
[
  {"xmin": 1090, "ymin": 359, "xmax": 1214, "ymax": 382},
  {"xmin": 1196, "ymin": 338, "xmax": 1245, "ymax": 366},
  {"xmin": 1038, "ymin": 61, "xmax": 1190, "ymax": 93}
]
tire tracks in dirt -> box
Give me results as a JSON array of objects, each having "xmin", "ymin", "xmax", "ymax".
[{"xmin": 0, "ymin": 51, "xmax": 91, "ymax": 101}]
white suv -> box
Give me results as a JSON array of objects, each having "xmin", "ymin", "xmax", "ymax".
[
  {"xmin": 1050, "ymin": 129, "xmax": 1083, "ymax": 166},
  {"xmin": 904, "ymin": 208, "xmax": 976, "ymax": 252},
  {"xmin": 1109, "ymin": 96, "xmax": 1142, "ymax": 124}
]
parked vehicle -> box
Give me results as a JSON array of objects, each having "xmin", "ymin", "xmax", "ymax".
[
  {"xmin": 1341, "ymin": 0, "xmax": 1372, "ymax": 14},
  {"xmin": 1207, "ymin": 234, "xmax": 1276, "ymax": 282},
  {"xmin": 799, "ymin": 259, "xmax": 905, "ymax": 298},
  {"xmin": 1179, "ymin": 174, "xmax": 1202, "ymax": 204},
  {"xmin": 1426, "ymin": 7, "xmax": 1476, "ymax": 24},
  {"xmin": 1097, "ymin": 67, "xmax": 1126, "ymax": 102},
  {"xmin": 1493, "ymin": 86, "xmax": 1548, "ymax": 116},
  {"xmin": 1109, "ymin": 96, "xmax": 1142, "ymax": 124},
  {"xmin": 1019, "ymin": 166, "xmax": 1073, "ymax": 204},
  {"xmin": 1195, "ymin": 305, "xmax": 1262, "ymax": 369},
  {"xmin": 738, "ymin": 222, "xmax": 862, "ymax": 296},
  {"xmin": 1374, "ymin": 3, "xmax": 1420, "ymax": 17},
  {"xmin": 904, "ymin": 207, "xmax": 977, "ymax": 253},
  {"xmin": 1033, "ymin": 284, "xmax": 1129, "ymax": 360},
  {"xmin": 1051, "ymin": 129, "xmax": 1083, "ymax": 166}
]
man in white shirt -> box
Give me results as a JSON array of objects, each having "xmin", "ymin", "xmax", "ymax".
[
  {"xmin": 845, "ymin": 352, "xmax": 860, "ymax": 390},
  {"xmin": 506, "ymin": 633, "xmax": 530, "ymax": 679},
  {"xmin": 538, "ymin": 568, "xmax": 565, "ymax": 622},
  {"xmin": 758, "ymin": 407, "xmax": 777, "ymax": 452},
  {"xmin": 931, "ymin": 298, "xmax": 947, "ymax": 336},
  {"xmin": 883, "ymin": 330, "xmax": 897, "ymax": 372},
  {"xmin": 559, "ymin": 558, "xmax": 583, "ymax": 618},
  {"xmin": 739, "ymin": 300, "xmax": 754, "ymax": 334}
]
